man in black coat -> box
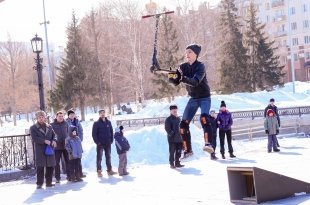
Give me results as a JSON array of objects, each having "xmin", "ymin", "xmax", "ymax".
[
  {"xmin": 264, "ymin": 98, "xmax": 280, "ymax": 147},
  {"xmin": 164, "ymin": 105, "xmax": 184, "ymax": 168},
  {"xmin": 168, "ymin": 43, "xmax": 213, "ymax": 158},
  {"xmin": 30, "ymin": 111, "xmax": 57, "ymax": 189},
  {"xmin": 50, "ymin": 111, "xmax": 70, "ymax": 183},
  {"xmin": 92, "ymin": 109, "xmax": 117, "ymax": 177}
]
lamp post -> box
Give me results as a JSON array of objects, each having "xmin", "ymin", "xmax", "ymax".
[
  {"xmin": 287, "ymin": 0, "xmax": 296, "ymax": 93},
  {"xmin": 31, "ymin": 34, "xmax": 45, "ymax": 111}
]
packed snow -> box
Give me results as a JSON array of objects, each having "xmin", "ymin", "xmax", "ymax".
[{"xmin": 0, "ymin": 81, "xmax": 310, "ymax": 204}]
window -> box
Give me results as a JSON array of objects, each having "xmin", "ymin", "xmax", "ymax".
[
  {"xmin": 302, "ymin": 4, "xmax": 308, "ymax": 12},
  {"xmin": 291, "ymin": 22, "xmax": 297, "ymax": 30},
  {"xmin": 266, "ymin": 15, "xmax": 269, "ymax": 22},
  {"xmin": 294, "ymin": 53, "xmax": 298, "ymax": 61},
  {"xmin": 305, "ymin": 52, "xmax": 310, "ymax": 60},
  {"xmin": 290, "ymin": 7, "xmax": 296, "ymax": 15},
  {"xmin": 293, "ymin": 38, "xmax": 299, "ymax": 45},
  {"xmin": 303, "ymin": 20, "xmax": 309, "ymax": 29},
  {"xmin": 305, "ymin": 36, "xmax": 310, "ymax": 44}
]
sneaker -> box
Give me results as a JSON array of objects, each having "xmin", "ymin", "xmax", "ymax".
[
  {"xmin": 175, "ymin": 164, "xmax": 185, "ymax": 168},
  {"xmin": 170, "ymin": 164, "xmax": 176, "ymax": 169},
  {"xmin": 46, "ymin": 183, "xmax": 55, "ymax": 187},
  {"xmin": 107, "ymin": 170, "xmax": 117, "ymax": 176},
  {"xmin": 221, "ymin": 154, "xmax": 226, "ymax": 159},
  {"xmin": 230, "ymin": 153, "xmax": 236, "ymax": 158},
  {"xmin": 274, "ymin": 149, "xmax": 280, "ymax": 152},
  {"xmin": 97, "ymin": 170, "xmax": 103, "ymax": 177},
  {"xmin": 36, "ymin": 185, "xmax": 42, "ymax": 189},
  {"xmin": 203, "ymin": 144, "xmax": 214, "ymax": 154}
]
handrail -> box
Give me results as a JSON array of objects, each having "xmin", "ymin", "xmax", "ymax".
[{"xmin": 116, "ymin": 106, "xmax": 310, "ymax": 127}]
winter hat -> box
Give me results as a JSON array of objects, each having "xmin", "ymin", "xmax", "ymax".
[
  {"xmin": 267, "ymin": 109, "xmax": 274, "ymax": 116},
  {"xmin": 67, "ymin": 109, "xmax": 75, "ymax": 116},
  {"xmin": 186, "ymin": 43, "xmax": 201, "ymax": 56},
  {"xmin": 69, "ymin": 125, "xmax": 77, "ymax": 133},
  {"xmin": 220, "ymin": 101, "xmax": 226, "ymax": 108},
  {"xmin": 119, "ymin": 126, "xmax": 124, "ymax": 131},
  {"xmin": 35, "ymin": 110, "xmax": 47, "ymax": 118},
  {"xmin": 209, "ymin": 110, "xmax": 216, "ymax": 114},
  {"xmin": 169, "ymin": 105, "xmax": 178, "ymax": 110},
  {"xmin": 115, "ymin": 127, "xmax": 120, "ymax": 132},
  {"xmin": 270, "ymin": 98, "xmax": 275, "ymax": 102}
]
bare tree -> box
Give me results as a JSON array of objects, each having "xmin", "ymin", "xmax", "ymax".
[{"xmin": 0, "ymin": 35, "xmax": 24, "ymax": 126}]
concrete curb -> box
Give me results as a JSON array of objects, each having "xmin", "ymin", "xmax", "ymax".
[{"xmin": 0, "ymin": 168, "xmax": 36, "ymax": 183}]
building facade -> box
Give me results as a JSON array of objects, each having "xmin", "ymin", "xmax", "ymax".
[{"xmin": 235, "ymin": 0, "xmax": 310, "ymax": 82}]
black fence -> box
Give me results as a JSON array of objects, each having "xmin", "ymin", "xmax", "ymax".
[
  {"xmin": 116, "ymin": 106, "xmax": 310, "ymax": 127},
  {"xmin": 0, "ymin": 134, "xmax": 32, "ymax": 171}
]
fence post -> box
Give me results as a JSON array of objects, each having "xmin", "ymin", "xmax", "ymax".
[
  {"xmin": 143, "ymin": 119, "xmax": 145, "ymax": 126},
  {"xmin": 251, "ymin": 111, "xmax": 254, "ymax": 120},
  {"xmin": 299, "ymin": 107, "xmax": 301, "ymax": 117}
]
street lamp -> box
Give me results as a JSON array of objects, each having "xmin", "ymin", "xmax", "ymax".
[{"xmin": 31, "ymin": 34, "xmax": 45, "ymax": 111}]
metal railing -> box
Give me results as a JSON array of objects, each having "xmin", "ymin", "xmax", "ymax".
[
  {"xmin": 0, "ymin": 134, "xmax": 32, "ymax": 171},
  {"xmin": 116, "ymin": 106, "xmax": 310, "ymax": 127}
]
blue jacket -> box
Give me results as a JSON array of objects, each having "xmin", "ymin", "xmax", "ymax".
[
  {"xmin": 114, "ymin": 132, "xmax": 130, "ymax": 154},
  {"xmin": 216, "ymin": 110, "xmax": 233, "ymax": 130},
  {"xmin": 92, "ymin": 117, "xmax": 113, "ymax": 145},
  {"xmin": 66, "ymin": 118, "xmax": 84, "ymax": 141},
  {"xmin": 65, "ymin": 135, "xmax": 83, "ymax": 159}
]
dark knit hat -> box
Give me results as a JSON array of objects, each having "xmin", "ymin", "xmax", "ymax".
[
  {"xmin": 220, "ymin": 101, "xmax": 226, "ymax": 108},
  {"xmin": 67, "ymin": 109, "xmax": 75, "ymax": 116},
  {"xmin": 267, "ymin": 109, "xmax": 274, "ymax": 115},
  {"xmin": 186, "ymin": 43, "xmax": 201, "ymax": 56},
  {"xmin": 169, "ymin": 105, "xmax": 178, "ymax": 110},
  {"xmin": 270, "ymin": 98, "xmax": 275, "ymax": 102},
  {"xmin": 119, "ymin": 126, "xmax": 124, "ymax": 131}
]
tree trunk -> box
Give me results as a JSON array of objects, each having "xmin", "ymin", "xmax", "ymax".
[
  {"xmin": 80, "ymin": 97, "xmax": 86, "ymax": 121},
  {"xmin": 11, "ymin": 69, "xmax": 17, "ymax": 126}
]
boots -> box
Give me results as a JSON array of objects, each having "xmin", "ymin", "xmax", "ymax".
[
  {"xmin": 97, "ymin": 170, "xmax": 103, "ymax": 177},
  {"xmin": 210, "ymin": 153, "xmax": 218, "ymax": 160},
  {"xmin": 229, "ymin": 153, "xmax": 236, "ymax": 158},
  {"xmin": 221, "ymin": 153, "xmax": 226, "ymax": 159},
  {"xmin": 107, "ymin": 170, "xmax": 118, "ymax": 176}
]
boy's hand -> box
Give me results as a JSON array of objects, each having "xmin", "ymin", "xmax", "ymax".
[{"xmin": 265, "ymin": 130, "xmax": 269, "ymax": 134}]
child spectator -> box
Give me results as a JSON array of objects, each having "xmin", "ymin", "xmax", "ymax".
[
  {"xmin": 65, "ymin": 126, "xmax": 83, "ymax": 182},
  {"xmin": 216, "ymin": 101, "xmax": 236, "ymax": 159},
  {"xmin": 114, "ymin": 126, "xmax": 130, "ymax": 176},
  {"xmin": 264, "ymin": 109, "xmax": 280, "ymax": 153}
]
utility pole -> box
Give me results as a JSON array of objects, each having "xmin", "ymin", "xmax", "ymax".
[
  {"xmin": 287, "ymin": 0, "xmax": 296, "ymax": 93},
  {"xmin": 40, "ymin": 0, "xmax": 52, "ymax": 89}
]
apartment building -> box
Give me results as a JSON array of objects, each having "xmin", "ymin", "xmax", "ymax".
[{"xmin": 236, "ymin": 0, "xmax": 310, "ymax": 82}]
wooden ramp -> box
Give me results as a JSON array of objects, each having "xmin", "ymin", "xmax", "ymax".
[{"xmin": 227, "ymin": 166, "xmax": 310, "ymax": 204}]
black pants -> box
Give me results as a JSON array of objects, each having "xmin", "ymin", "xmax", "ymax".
[
  {"xmin": 36, "ymin": 166, "xmax": 54, "ymax": 185},
  {"xmin": 169, "ymin": 142, "xmax": 183, "ymax": 165},
  {"xmin": 69, "ymin": 158, "xmax": 81, "ymax": 180},
  {"xmin": 219, "ymin": 129, "xmax": 233, "ymax": 154},
  {"xmin": 55, "ymin": 149, "xmax": 70, "ymax": 180},
  {"xmin": 96, "ymin": 144, "xmax": 112, "ymax": 171},
  {"xmin": 210, "ymin": 132, "xmax": 217, "ymax": 152}
]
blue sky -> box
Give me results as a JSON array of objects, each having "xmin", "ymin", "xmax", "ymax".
[{"xmin": 0, "ymin": 0, "xmax": 220, "ymax": 50}]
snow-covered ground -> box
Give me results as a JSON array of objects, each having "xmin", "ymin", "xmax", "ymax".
[
  {"xmin": 0, "ymin": 135, "xmax": 310, "ymax": 205},
  {"xmin": 0, "ymin": 81, "xmax": 310, "ymax": 204}
]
